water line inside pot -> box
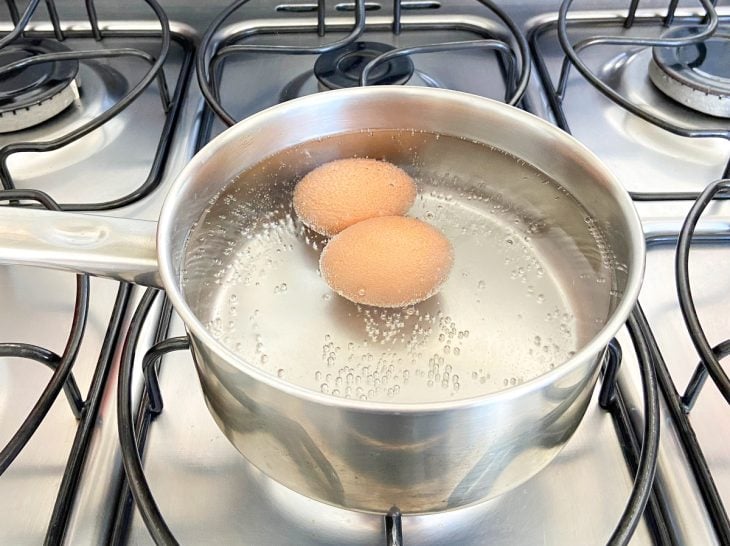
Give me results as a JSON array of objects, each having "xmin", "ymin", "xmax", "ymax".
[{"xmin": 182, "ymin": 130, "xmax": 619, "ymax": 403}]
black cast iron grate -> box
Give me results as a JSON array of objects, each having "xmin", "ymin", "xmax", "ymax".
[
  {"xmin": 530, "ymin": 0, "xmax": 730, "ymax": 201},
  {"xmin": 0, "ymin": 0, "xmax": 194, "ymax": 541},
  {"xmin": 531, "ymin": 0, "xmax": 730, "ymax": 541},
  {"xmin": 195, "ymin": 0, "xmax": 531, "ymax": 129},
  {"xmin": 0, "ymin": 188, "xmax": 133, "ymax": 544}
]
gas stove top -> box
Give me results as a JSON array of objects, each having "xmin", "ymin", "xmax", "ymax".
[{"xmin": 0, "ymin": 1, "xmax": 728, "ymax": 544}]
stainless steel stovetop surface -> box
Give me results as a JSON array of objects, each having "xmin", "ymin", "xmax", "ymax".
[
  {"xmin": 526, "ymin": 9, "xmax": 730, "ymax": 197},
  {"xmin": 0, "ymin": 1, "xmax": 728, "ymax": 544}
]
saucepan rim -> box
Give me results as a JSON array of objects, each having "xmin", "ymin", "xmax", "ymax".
[{"xmin": 157, "ymin": 86, "xmax": 646, "ymax": 414}]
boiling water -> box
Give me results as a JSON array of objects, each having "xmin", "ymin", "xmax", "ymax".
[{"xmin": 183, "ymin": 131, "xmax": 616, "ymax": 403}]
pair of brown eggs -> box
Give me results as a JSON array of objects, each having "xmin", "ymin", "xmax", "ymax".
[{"xmin": 293, "ymin": 158, "xmax": 454, "ymax": 308}]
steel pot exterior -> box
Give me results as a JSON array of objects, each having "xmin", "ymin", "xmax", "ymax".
[
  {"xmin": 158, "ymin": 87, "xmax": 644, "ymax": 513},
  {"xmin": 0, "ymin": 87, "xmax": 645, "ymax": 514},
  {"xmin": 188, "ymin": 331, "xmax": 603, "ymax": 513}
]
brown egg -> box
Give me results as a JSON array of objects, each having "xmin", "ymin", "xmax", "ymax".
[
  {"xmin": 293, "ymin": 158, "xmax": 417, "ymax": 236},
  {"xmin": 320, "ymin": 216, "xmax": 454, "ymax": 308}
]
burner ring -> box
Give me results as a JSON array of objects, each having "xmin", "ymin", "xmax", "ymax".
[
  {"xmin": 314, "ymin": 41, "xmax": 414, "ymax": 90},
  {"xmin": 649, "ymin": 27, "xmax": 730, "ymax": 118},
  {"xmin": 0, "ymin": 38, "xmax": 79, "ymax": 133}
]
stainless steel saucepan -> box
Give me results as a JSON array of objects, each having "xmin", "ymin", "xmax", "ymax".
[{"xmin": 0, "ymin": 87, "xmax": 644, "ymax": 514}]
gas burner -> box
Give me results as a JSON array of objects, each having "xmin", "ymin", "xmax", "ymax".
[
  {"xmin": 313, "ymin": 41, "xmax": 414, "ymax": 90},
  {"xmin": 649, "ymin": 27, "xmax": 730, "ymax": 119},
  {"xmin": 0, "ymin": 38, "xmax": 80, "ymax": 133}
]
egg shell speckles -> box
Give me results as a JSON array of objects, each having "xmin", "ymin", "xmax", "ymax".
[
  {"xmin": 293, "ymin": 158, "xmax": 417, "ymax": 236},
  {"xmin": 319, "ymin": 216, "xmax": 454, "ymax": 308}
]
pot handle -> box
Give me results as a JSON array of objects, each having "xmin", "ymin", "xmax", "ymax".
[{"xmin": 0, "ymin": 207, "xmax": 162, "ymax": 288}]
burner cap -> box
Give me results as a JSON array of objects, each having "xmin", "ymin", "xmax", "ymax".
[
  {"xmin": 314, "ymin": 41, "xmax": 414, "ymax": 90},
  {"xmin": 649, "ymin": 27, "xmax": 730, "ymax": 118},
  {"xmin": 0, "ymin": 38, "xmax": 79, "ymax": 133}
]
